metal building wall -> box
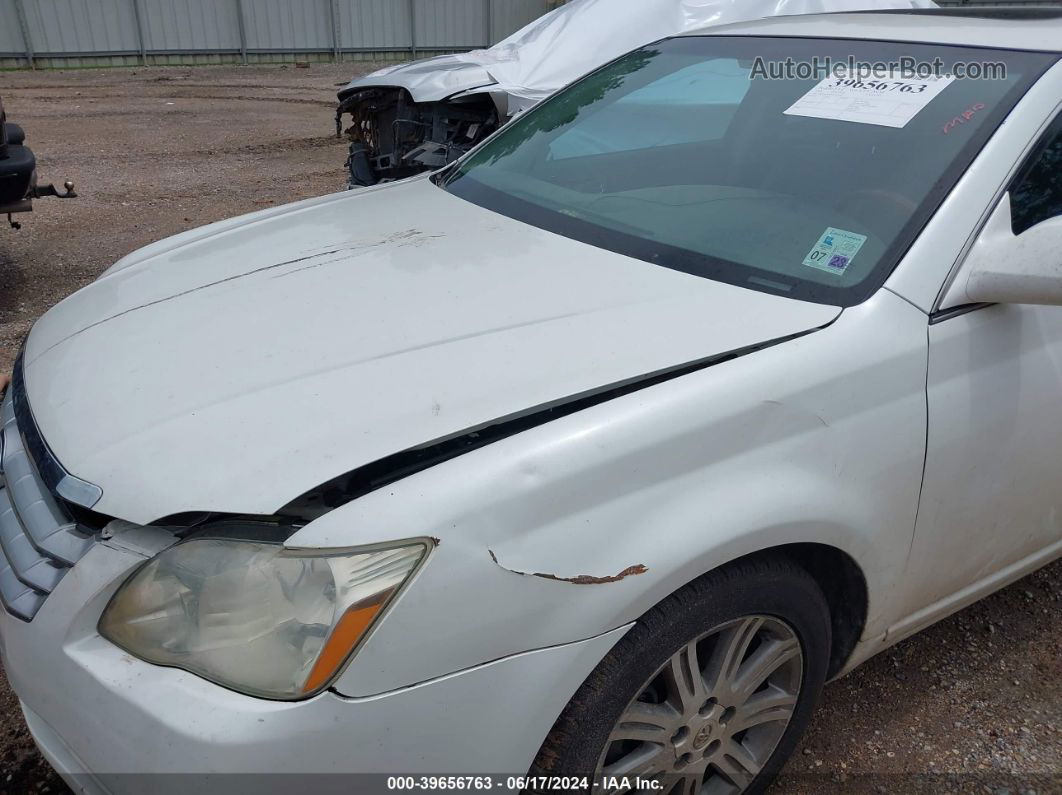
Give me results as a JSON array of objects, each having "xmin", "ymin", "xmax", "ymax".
[
  {"xmin": 413, "ymin": 0, "xmax": 487, "ymax": 49},
  {"xmin": 243, "ymin": 0, "xmax": 333, "ymax": 52},
  {"xmin": 0, "ymin": 1, "xmax": 26, "ymax": 54},
  {"xmin": 338, "ymin": 0, "xmax": 414, "ymax": 52},
  {"xmin": 138, "ymin": 0, "xmax": 242, "ymax": 53},
  {"xmin": 21, "ymin": 0, "xmax": 139, "ymax": 55},
  {"xmin": 0, "ymin": 0, "xmax": 558, "ymax": 67}
]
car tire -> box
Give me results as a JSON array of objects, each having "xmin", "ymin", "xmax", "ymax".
[{"xmin": 528, "ymin": 555, "xmax": 832, "ymax": 794}]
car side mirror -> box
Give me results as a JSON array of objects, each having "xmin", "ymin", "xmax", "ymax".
[{"xmin": 942, "ymin": 193, "xmax": 1062, "ymax": 308}]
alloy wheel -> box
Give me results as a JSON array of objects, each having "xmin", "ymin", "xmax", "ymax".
[{"xmin": 596, "ymin": 615, "xmax": 804, "ymax": 795}]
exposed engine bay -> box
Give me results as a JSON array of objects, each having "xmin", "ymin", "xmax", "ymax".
[{"xmin": 336, "ymin": 88, "xmax": 499, "ymax": 188}]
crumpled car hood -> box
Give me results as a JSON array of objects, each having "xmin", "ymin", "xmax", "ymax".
[
  {"xmin": 23, "ymin": 177, "xmax": 838, "ymax": 524},
  {"xmin": 340, "ymin": 56, "xmax": 496, "ymax": 104}
]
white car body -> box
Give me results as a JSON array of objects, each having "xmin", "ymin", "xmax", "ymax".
[{"xmin": 1, "ymin": 11, "xmax": 1061, "ymax": 795}]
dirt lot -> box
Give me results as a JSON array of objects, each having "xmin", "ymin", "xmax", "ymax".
[{"xmin": 0, "ymin": 65, "xmax": 1059, "ymax": 795}]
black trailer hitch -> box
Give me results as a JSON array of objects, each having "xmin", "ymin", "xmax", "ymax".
[{"xmin": 7, "ymin": 180, "xmax": 77, "ymax": 229}]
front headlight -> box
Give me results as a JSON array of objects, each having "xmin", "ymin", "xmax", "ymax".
[{"xmin": 99, "ymin": 536, "xmax": 427, "ymax": 700}]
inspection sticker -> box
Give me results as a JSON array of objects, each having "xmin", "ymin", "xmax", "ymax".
[
  {"xmin": 802, "ymin": 227, "xmax": 867, "ymax": 276},
  {"xmin": 784, "ymin": 71, "xmax": 955, "ymax": 128}
]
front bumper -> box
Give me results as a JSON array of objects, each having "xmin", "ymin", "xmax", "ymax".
[{"xmin": 0, "ymin": 538, "xmax": 625, "ymax": 795}]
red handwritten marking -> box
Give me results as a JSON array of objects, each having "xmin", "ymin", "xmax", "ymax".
[{"xmin": 943, "ymin": 103, "xmax": 987, "ymax": 134}]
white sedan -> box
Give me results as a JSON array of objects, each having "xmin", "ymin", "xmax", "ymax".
[{"xmin": 1, "ymin": 8, "xmax": 1060, "ymax": 795}]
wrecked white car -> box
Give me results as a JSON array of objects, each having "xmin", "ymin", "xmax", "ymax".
[{"xmin": 335, "ymin": 0, "xmax": 934, "ymax": 186}]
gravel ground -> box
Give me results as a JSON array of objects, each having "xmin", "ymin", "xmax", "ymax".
[{"xmin": 0, "ymin": 64, "xmax": 1059, "ymax": 795}]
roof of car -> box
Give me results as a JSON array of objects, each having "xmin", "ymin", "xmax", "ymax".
[{"xmin": 685, "ymin": 8, "xmax": 1062, "ymax": 53}]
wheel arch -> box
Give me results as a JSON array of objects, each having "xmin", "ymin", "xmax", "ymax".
[{"xmin": 690, "ymin": 543, "xmax": 869, "ymax": 679}]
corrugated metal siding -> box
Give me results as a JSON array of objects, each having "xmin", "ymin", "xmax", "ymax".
[
  {"xmin": 139, "ymin": 0, "xmax": 242, "ymax": 52},
  {"xmin": 414, "ymin": 0, "xmax": 485, "ymax": 48},
  {"xmin": 0, "ymin": 1, "xmax": 27, "ymax": 54},
  {"xmin": 339, "ymin": 0, "xmax": 413, "ymax": 50},
  {"xmin": 0, "ymin": 0, "xmax": 561, "ymax": 63},
  {"xmin": 243, "ymin": 0, "xmax": 333, "ymax": 51},
  {"xmin": 22, "ymin": 0, "xmax": 139, "ymax": 54}
]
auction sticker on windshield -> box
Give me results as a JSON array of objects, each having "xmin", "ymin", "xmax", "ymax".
[
  {"xmin": 802, "ymin": 227, "xmax": 867, "ymax": 276},
  {"xmin": 784, "ymin": 71, "xmax": 955, "ymax": 128}
]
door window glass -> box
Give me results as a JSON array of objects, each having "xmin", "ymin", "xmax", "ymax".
[{"xmin": 1011, "ymin": 115, "xmax": 1062, "ymax": 234}]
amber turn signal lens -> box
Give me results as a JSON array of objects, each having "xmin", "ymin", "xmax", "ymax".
[{"xmin": 302, "ymin": 600, "xmax": 385, "ymax": 694}]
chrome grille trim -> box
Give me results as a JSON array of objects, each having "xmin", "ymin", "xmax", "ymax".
[
  {"xmin": 2, "ymin": 394, "xmax": 95, "ymax": 564},
  {"xmin": 10, "ymin": 352, "xmax": 103, "ymax": 510},
  {"xmin": 0, "ymin": 553, "xmax": 46, "ymax": 620},
  {"xmin": 0, "ymin": 385, "xmax": 98, "ymax": 622},
  {"xmin": 0, "ymin": 508, "xmax": 66, "ymax": 592}
]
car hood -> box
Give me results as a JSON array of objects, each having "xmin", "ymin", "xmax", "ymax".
[
  {"xmin": 340, "ymin": 56, "xmax": 497, "ymax": 104},
  {"xmin": 23, "ymin": 177, "xmax": 839, "ymax": 524}
]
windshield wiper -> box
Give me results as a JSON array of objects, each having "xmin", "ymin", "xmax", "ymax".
[{"xmin": 432, "ymin": 160, "xmax": 464, "ymax": 188}]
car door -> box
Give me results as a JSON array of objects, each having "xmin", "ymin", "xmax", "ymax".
[{"xmin": 900, "ymin": 114, "xmax": 1062, "ymax": 623}]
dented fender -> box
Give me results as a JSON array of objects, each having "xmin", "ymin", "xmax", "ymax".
[{"xmin": 287, "ymin": 290, "xmax": 929, "ymax": 698}]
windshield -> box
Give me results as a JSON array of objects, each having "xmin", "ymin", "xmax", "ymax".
[{"xmin": 443, "ymin": 37, "xmax": 1055, "ymax": 306}]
